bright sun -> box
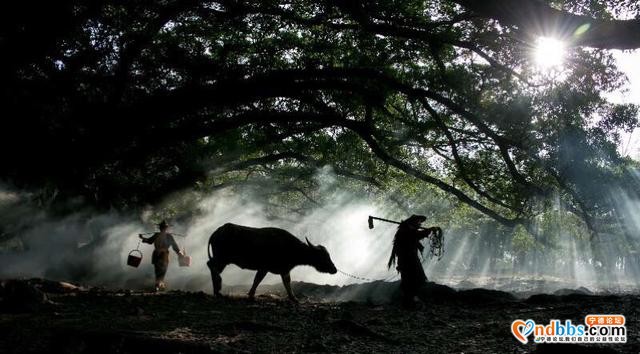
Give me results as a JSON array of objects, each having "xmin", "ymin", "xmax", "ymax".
[{"xmin": 534, "ymin": 37, "xmax": 566, "ymax": 69}]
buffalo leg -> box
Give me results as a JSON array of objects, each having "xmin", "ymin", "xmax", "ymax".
[
  {"xmin": 248, "ymin": 270, "xmax": 267, "ymax": 299},
  {"xmin": 281, "ymin": 273, "xmax": 297, "ymax": 302},
  {"xmin": 207, "ymin": 258, "xmax": 226, "ymax": 297}
]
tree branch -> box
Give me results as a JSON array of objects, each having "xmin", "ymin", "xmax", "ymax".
[
  {"xmin": 421, "ymin": 99, "xmax": 518, "ymax": 211},
  {"xmin": 454, "ymin": 0, "xmax": 640, "ymax": 49},
  {"xmin": 346, "ymin": 121, "xmax": 521, "ymax": 227}
]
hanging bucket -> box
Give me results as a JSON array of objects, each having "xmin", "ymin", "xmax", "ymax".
[
  {"xmin": 178, "ymin": 250, "xmax": 191, "ymax": 267},
  {"xmin": 127, "ymin": 249, "xmax": 143, "ymax": 268}
]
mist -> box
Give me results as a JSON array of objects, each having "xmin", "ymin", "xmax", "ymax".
[
  {"xmin": 1, "ymin": 169, "xmax": 639, "ymax": 297},
  {"xmin": 0, "ymin": 176, "xmax": 403, "ymax": 293}
]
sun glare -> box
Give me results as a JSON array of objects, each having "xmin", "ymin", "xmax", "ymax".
[{"xmin": 534, "ymin": 37, "xmax": 566, "ymax": 69}]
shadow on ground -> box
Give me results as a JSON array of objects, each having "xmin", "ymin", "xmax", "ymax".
[{"xmin": 0, "ymin": 278, "xmax": 637, "ymax": 353}]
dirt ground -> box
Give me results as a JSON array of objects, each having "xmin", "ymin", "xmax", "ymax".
[{"xmin": 0, "ymin": 279, "xmax": 637, "ymax": 353}]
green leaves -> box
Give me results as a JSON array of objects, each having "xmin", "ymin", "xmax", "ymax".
[{"xmin": 1, "ymin": 0, "xmax": 637, "ymax": 240}]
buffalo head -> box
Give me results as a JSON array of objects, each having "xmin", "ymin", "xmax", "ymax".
[{"xmin": 306, "ymin": 237, "xmax": 337, "ymax": 274}]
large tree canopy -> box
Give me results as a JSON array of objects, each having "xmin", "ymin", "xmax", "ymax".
[{"xmin": 1, "ymin": 0, "xmax": 639, "ymax": 235}]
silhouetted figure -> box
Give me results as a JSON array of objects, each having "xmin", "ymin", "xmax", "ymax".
[
  {"xmin": 387, "ymin": 214, "xmax": 433, "ymax": 308},
  {"xmin": 139, "ymin": 220, "xmax": 182, "ymax": 292}
]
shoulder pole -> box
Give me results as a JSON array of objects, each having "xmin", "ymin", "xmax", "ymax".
[{"xmin": 368, "ymin": 215, "xmax": 430, "ymax": 231}]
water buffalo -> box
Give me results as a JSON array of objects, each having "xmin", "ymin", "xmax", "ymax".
[{"xmin": 207, "ymin": 223, "xmax": 337, "ymax": 301}]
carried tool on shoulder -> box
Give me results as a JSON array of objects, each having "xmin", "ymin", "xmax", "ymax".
[
  {"xmin": 368, "ymin": 216, "xmax": 403, "ymax": 229},
  {"xmin": 368, "ymin": 215, "xmax": 445, "ymax": 260},
  {"xmin": 139, "ymin": 232, "xmax": 187, "ymax": 238}
]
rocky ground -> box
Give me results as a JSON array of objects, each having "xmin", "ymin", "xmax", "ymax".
[{"xmin": 0, "ymin": 278, "xmax": 637, "ymax": 353}]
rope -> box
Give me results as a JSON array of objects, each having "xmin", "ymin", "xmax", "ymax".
[{"xmin": 138, "ymin": 232, "xmax": 186, "ymax": 238}]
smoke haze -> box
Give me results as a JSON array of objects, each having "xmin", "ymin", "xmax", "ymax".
[{"xmin": 1, "ymin": 170, "xmax": 639, "ymax": 297}]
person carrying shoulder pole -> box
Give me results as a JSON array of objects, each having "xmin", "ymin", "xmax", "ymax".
[{"xmin": 139, "ymin": 220, "xmax": 183, "ymax": 292}]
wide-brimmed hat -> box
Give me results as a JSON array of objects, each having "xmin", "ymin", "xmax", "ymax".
[
  {"xmin": 158, "ymin": 220, "xmax": 170, "ymax": 229},
  {"xmin": 402, "ymin": 214, "xmax": 426, "ymax": 225}
]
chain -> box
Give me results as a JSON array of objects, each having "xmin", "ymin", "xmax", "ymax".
[
  {"xmin": 336, "ymin": 268, "xmax": 400, "ymax": 283},
  {"xmin": 336, "ymin": 241, "xmax": 437, "ymax": 283}
]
